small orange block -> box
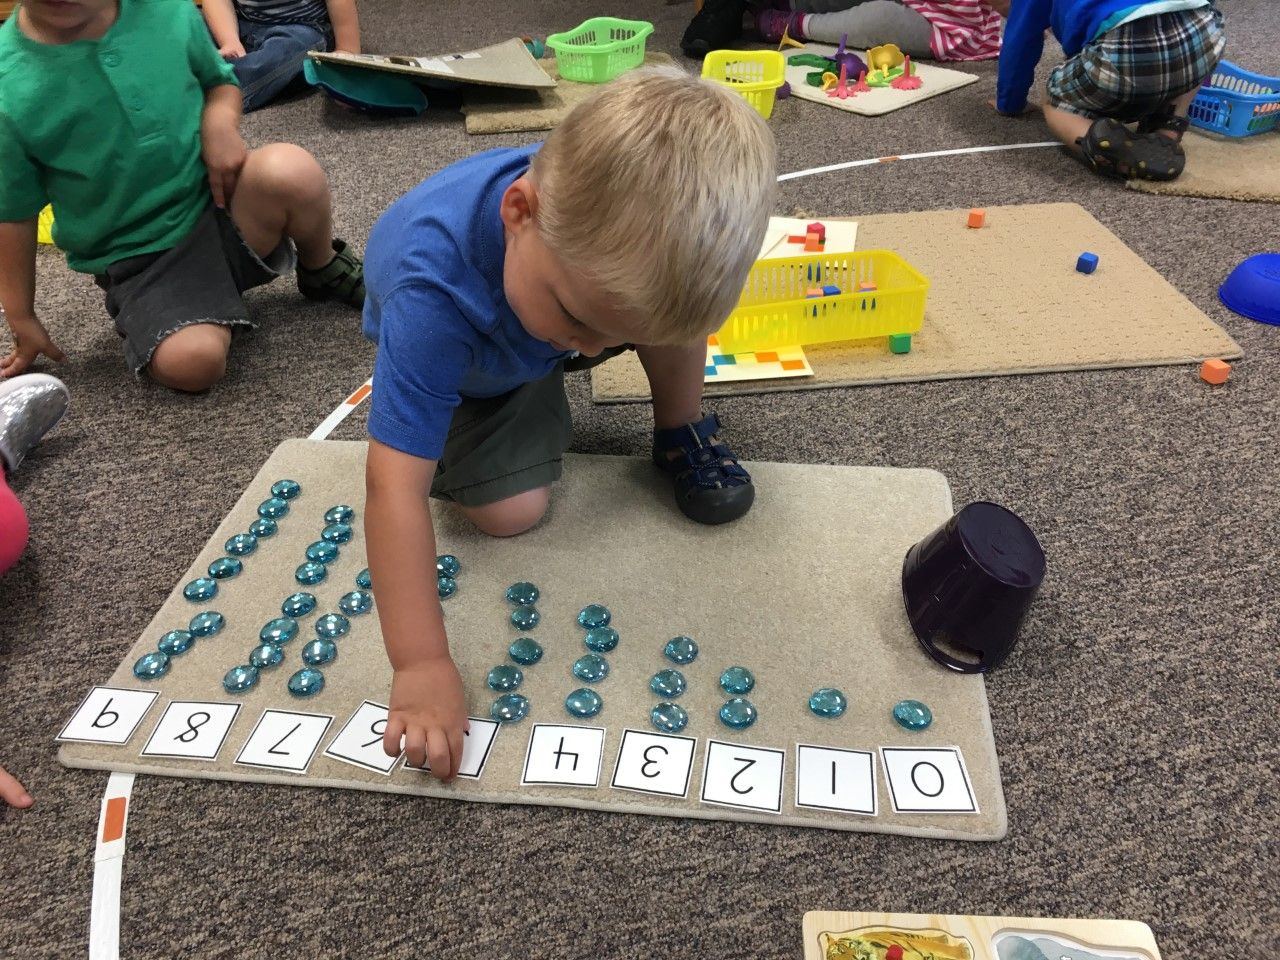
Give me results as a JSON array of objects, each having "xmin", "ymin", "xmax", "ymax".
[
  {"xmin": 967, "ymin": 208, "xmax": 986, "ymax": 229},
  {"xmin": 803, "ymin": 232, "xmax": 822, "ymax": 252},
  {"xmin": 857, "ymin": 280, "xmax": 878, "ymax": 292},
  {"xmin": 787, "ymin": 234, "xmax": 807, "ymax": 244},
  {"xmin": 1200, "ymin": 358, "xmax": 1231, "ymax": 385},
  {"xmin": 805, "ymin": 287, "xmax": 824, "ymax": 298}
]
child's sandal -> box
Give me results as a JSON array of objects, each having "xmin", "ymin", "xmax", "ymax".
[
  {"xmin": 297, "ymin": 238, "xmax": 366, "ymax": 309},
  {"xmin": 1075, "ymin": 117, "xmax": 1185, "ymax": 182},
  {"xmin": 652, "ymin": 412, "xmax": 755, "ymax": 525}
]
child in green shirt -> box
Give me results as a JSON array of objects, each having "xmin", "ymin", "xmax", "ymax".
[{"xmin": 0, "ymin": 0, "xmax": 365, "ymax": 392}]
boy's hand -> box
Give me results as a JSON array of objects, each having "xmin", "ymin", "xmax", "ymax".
[
  {"xmin": 2, "ymin": 314, "xmax": 66, "ymax": 378},
  {"xmin": 219, "ymin": 40, "xmax": 247, "ymax": 60},
  {"xmin": 0, "ymin": 764, "xmax": 32, "ymax": 808},
  {"xmin": 200, "ymin": 89, "xmax": 248, "ymax": 209},
  {"xmin": 384, "ymin": 658, "xmax": 469, "ymax": 781}
]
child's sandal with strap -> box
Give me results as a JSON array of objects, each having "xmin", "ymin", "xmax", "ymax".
[{"xmin": 652, "ymin": 412, "xmax": 755, "ymax": 525}]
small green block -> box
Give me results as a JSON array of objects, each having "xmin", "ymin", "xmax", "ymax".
[{"xmin": 888, "ymin": 334, "xmax": 912, "ymax": 354}]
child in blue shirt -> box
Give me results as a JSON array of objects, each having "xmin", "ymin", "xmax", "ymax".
[
  {"xmin": 362, "ymin": 68, "xmax": 777, "ymax": 781},
  {"xmin": 991, "ymin": 0, "xmax": 1224, "ymax": 181}
]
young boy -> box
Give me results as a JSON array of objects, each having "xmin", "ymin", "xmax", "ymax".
[
  {"xmin": 991, "ymin": 0, "xmax": 1225, "ymax": 181},
  {"xmin": 365, "ymin": 68, "xmax": 777, "ymax": 781},
  {"xmin": 0, "ymin": 0, "xmax": 365, "ymax": 392},
  {"xmin": 201, "ymin": 0, "xmax": 361, "ymax": 112}
]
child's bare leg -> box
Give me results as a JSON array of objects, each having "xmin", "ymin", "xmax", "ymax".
[
  {"xmin": 458, "ymin": 486, "xmax": 550, "ymax": 537},
  {"xmin": 637, "ymin": 343, "xmax": 704, "ymax": 430},
  {"xmin": 1043, "ymin": 103, "xmax": 1093, "ymax": 156},
  {"xmin": 1158, "ymin": 88, "xmax": 1200, "ymax": 140},
  {"xmin": 148, "ymin": 323, "xmax": 233, "ymax": 393},
  {"xmin": 229, "ymin": 143, "xmax": 335, "ymax": 269}
]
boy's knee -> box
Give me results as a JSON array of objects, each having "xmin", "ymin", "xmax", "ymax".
[
  {"xmin": 246, "ymin": 143, "xmax": 327, "ymax": 200},
  {"xmin": 462, "ymin": 487, "xmax": 550, "ymax": 538},
  {"xmin": 148, "ymin": 325, "xmax": 231, "ymax": 393}
]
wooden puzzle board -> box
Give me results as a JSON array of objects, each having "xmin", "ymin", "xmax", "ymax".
[
  {"xmin": 784, "ymin": 44, "xmax": 980, "ymax": 116},
  {"xmin": 58, "ymin": 441, "xmax": 1008, "ymax": 840},
  {"xmin": 802, "ymin": 911, "xmax": 1163, "ymax": 960},
  {"xmin": 592, "ymin": 203, "xmax": 1243, "ymax": 402},
  {"xmin": 309, "ymin": 38, "xmax": 555, "ymax": 90}
]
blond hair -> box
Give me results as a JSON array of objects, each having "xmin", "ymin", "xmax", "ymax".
[{"xmin": 530, "ymin": 66, "xmax": 777, "ymax": 344}]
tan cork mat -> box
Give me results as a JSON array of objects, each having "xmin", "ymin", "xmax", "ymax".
[
  {"xmin": 591, "ymin": 202, "xmax": 1242, "ymax": 403},
  {"xmin": 58, "ymin": 440, "xmax": 1007, "ymax": 841},
  {"xmin": 1128, "ymin": 129, "xmax": 1280, "ymax": 203}
]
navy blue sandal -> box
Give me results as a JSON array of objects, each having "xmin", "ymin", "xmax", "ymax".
[{"xmin": 652, "ymin": 412, "xmax": 755, "ymax": 525}]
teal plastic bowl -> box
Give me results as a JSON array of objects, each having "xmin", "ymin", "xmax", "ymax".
[
  {"xmin": 1219, "ymin": 253, "xmax": 1280, "ymax": 326},
  {"xmin": 302, "ymin": 59, "xmax": 428, "ymax": 117}
]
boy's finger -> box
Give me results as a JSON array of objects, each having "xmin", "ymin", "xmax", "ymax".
[
  {"xmin": 426, "ymin": 728, "xmax": 453, "ymax": 782},
  {"xmin": 382, "ymin": 715, "xmax": 405, "ymax": 758},
  {"xmin": 404, "ymin": 725, "xmax": 427, "ymax": 770},
  {"xmin": 210, "ymin": 175, "xmax": 226, "ymax": 209},
  {"xmin": 46, "ymin": 343, "xmax": 67, "ymax": 363},
  {"xmin": 447, "ymin": 728, "xmax": 465, "ymax": 780},
  {"xmin": 0, "ymin": 767, "xmax": 33, "ymax": 808}
]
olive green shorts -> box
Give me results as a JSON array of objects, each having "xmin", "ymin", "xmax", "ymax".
[{"xmin": 430, "ymin": 349, "xmax": 628, "ymax": 507}]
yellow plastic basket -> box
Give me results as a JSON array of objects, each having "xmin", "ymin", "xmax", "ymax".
[
  {"xmin": 546, "ymin": 17, "xmax": 653, "ymax": 84},
  {"xmin": 701, "ymin": 50, "xmax": 786, "ymax": 119},
  {"xmin": 715, "ymin": 249, "xmax": 929, "ymax": 353}
]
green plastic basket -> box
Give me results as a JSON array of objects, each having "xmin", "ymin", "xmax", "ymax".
[{"xmin": 546, "ymin": 17, "xmax": 653, "ymax": 84}]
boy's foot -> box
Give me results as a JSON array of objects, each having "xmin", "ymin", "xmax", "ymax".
[
  {"xmin": 1075, "ymin": 117, "xmax": 1185, "ymax": 182},
  {"xmin": 297, "ymin": 238, "xmax": 366, "ymax": 308},
  {"xmin": 756, "ymin": 9, "xmax": 803, "ymax": 43},
  {"xmin": 0, "ymin": 373, "xmax": 69, "ymax": 473},
  {"xmin": 653, "ymin": 412, "xmax": 754, "ymax": 525},
  {"xmin": 681, "ymin": 0, "xmax": 749, "ymax": 58}
]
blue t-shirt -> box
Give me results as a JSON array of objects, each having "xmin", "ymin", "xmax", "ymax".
[{"xmin": 362, "ymin": 145, "xmax": 570, "ymax": 461}]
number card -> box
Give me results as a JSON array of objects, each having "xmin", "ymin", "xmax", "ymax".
[
  {"xmin": 795, "ymin": 744, "xmax": 877, "ymax": 815},
  {"xmin": 58, "ymin": 687, "xmax": 159, "ymax": 745},
  {"xmin": 610, "ymin": 729, "xmax": 697, "ymax": 798},
  {"xmin": 141, "ymin": 701, "xmax": 241, "ymax": 760},
  {"xmin": 323, "ymin": 701, "xmax": 400, "ymax": 775},
  {"xmin": 700, "ymin": 740, "xmax": 785, "ymax": 814},
  {"xmin": 881, "ymin": 746, "xmax": 979, "ymax": 814},
  {"xmin": 404, "ymin": 717, "xmax": 501, "ymax": 780},
  {"xmin": 235, "ymin": 710, "xmax": 332, "ymax": 774},
  {"xmin": 521, "ymin": 724, "xmax": 605, "ymax": 788}
]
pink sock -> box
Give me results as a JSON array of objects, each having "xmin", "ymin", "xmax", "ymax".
[{"xmin": 0, "ymin": 470, "xmax": 29, "ymax": 577}]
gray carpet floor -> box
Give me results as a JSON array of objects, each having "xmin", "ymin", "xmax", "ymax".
[{"xmin": 2, "ymin": 1, "xmax": 1278, "ymax": 956}]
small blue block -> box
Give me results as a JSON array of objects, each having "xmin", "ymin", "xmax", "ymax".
[
  {"xmin": 704, "ymin": 365, "xmax": 718, "ymax": 376},
  {"xmin": 822, "ymin": 285, "xmax": 841, "ymax": 296},
  {"xmin": 1076, "ymin": 252, "xmax": 1099, "ymax": 274}
]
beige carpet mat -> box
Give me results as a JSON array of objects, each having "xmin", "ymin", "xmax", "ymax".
[
  {"xmin": 58, "ymin": 440, "xmax": 1007, "ymax": 841},
  {"xmin": 463, "ymin": 52, "xmax": 677, "ymax": 134},
  {"xmin": 784, "ymin": 43, "xmax": 980, "ymax": 117},
  {"xmin": 592, "ymin": 202, "xmax": 1242, "ymax": 403},
  {"xmin": 1128, "ymin": 129, "xmax": 1280, "ymax": 202}
]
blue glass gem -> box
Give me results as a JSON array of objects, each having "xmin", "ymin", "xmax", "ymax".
[
  {"xmin": 572, "ymin": 654, "xmax": 609, "ymax": 683},
  {"xmin": 132, "ymin": 651, "xmax": 170, "ymax": 680},
  {"xmin": 282, "ymin": 592, "xmax": 317, "ymax": 617},
  {"xmin": 249, "ymin": 518, "xmax": 278, "ymax": 538},
  {"xmin": 650, "ymin": 669, "xmax": 687, "ymax": 698},
  {"xmin": 809, "ymin": 688, "xmax": 848, "ymax": 718},
  {"xmin": 222, "ymin": 664, "xmax": 259, "ymax": 694},
  {"xmin": 224, "ymin": 533, "xmax": 258, "ymax": 556},
  {"xmin": 207, "ymin": 557, "xmax": 242, "ymax": 580},
  {"xmin": 892, "ymin": 699, "xmax": 933, "ymax": 731},
  {"xmin": 315, "ymin": 613, "xmax": 350, "ymax": 639},
  {"xmin": 260, "ymin": 617, "xmax": 299, "ymax": 644},
  {"xmin": 302, "ymin": 638, "xmax": 337, "ymax": 666},
  {"xmin": 183, "ymin": 577, "xmax": 218, "ymax": 603},
  {"xmin": 355, "ymin": 568, "xmax": 372, "ymax": 590},
  {"xmin": 650, "ymin": 702, "xmax": 689, "ymax": 734},
  {"xmin": 565, "ymin": 688, "xmax": 602, "ymax": 718},
  {"xmin": 511, "ymin": 605, "xmax": 540, "ymax": 630},
  {"xmin": 719, "ymin": 697, "xmax": 758, "ymax": 730},
  {"xmin": 189, "ymin": 611, "xmax": 225, "ymax": 637},
  {"xmin": 305, "ymin": 540, "xmax": 339, "ymax": 565},
  {"xmin": 287, "ymin": 668, "xmax": 325, "ymax": 697},
  {"xmin": 324, "ymin": 504, "xmax": 354, "ymax": 524},
  {"xmin": 270, "ymin": 479, "xmax": 301, "ymax": 500},
  {"xmin": 157, "ymin": 629, "xmax": 195, "ymax": 655},
  {"xmin": 295, "ymin": 561, "xmax": 327, "ymax": 586},
  {"xmin": 664, "ymin": 636, "xmax": 698, "ymax": 665},
  {"xmin": 438, "ymin": 575, "xmax": 457, "ymax": 599},
  {"xmin": 487, "ymin": 664, "xmax": 524, "ymax": 692},
  {"xmin": 321, "ymin": 522, "xmax": 353, "ymax": 544},
  {"xmin": 583, "ymin": 626, "xmax": 619, "ymax": 652},
  {"xmin": 577, "ymin": 604, "xmax": 611, "ymax": 629},
  {"xmin": 505, "ymin": 581, "xmax": 539, "ymax": 605},
  {"xmin": 719, "ymin": 666, "xmax": 755, "ymax": 695},
  {"xmin": 490, "ymin": 693, "xmax": 529, "ymax": 723},
  {"xmin": 508, "ymin": 637, "xmax": 543, "ymax": 665},
  {"xmin": 338, "ymin": 590, "xmax": 374, "ymax": 616},
  {"xmin": 249, "ymin": 643, "xmax": 284, "ymax": 669},
  {"xmin": 436, "ymin": 554, "xmax": 461, "ymax": 577},
  {"xmin": 258, "ymin": 497, "xmax": 289, "ymax": 520}
]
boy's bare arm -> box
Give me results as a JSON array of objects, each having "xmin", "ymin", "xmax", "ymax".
[
  {"xmin": 0, "ymin": 219, "xmax": 64, "ymax": 378},
  {"xmin": 366, "ymin": 438, "xmax": 468, "ymax": 780},
  {"xmin": 200, "ymin": 84, "xmax": 247, "ymax": 209},
  {"xmin": 201, "ymin": 0, "xmax": 245, "ymax": 58},
  {"xmin": 325, "ymin": 0, "xmax": 361, "ymax": 54}
]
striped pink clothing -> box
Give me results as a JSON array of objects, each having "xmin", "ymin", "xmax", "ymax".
[{"xmin": 902, "ymin": 0, "xmax": 1004, "ymax": 60}]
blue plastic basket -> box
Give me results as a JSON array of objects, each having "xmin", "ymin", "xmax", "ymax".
[{"xmin": 1188, "ymin": 60, "xmax": 1280, "ymax": 138}]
